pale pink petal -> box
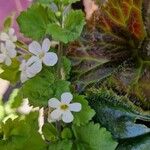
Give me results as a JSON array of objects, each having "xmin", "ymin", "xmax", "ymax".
[
  {"xmin": 61, "ymin": 92, "xmax": 73, "ymax": 104},
  {"xmin": 9, "ymin": 28, "xmax": 15, "ymax": 35},
  {"xmin": 48, "ymin": 98, "xmax": 61, "ymax": 108},
  {"xmin": 43, "ymin": 52, "xmax": 58, "ymax": 66},
  {"xmin": 62, "ymin": 110, "xmax": 74, "ymax": 123}
]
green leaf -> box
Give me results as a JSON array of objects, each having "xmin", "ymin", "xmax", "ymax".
[
  {"xmin": 42, "ymin": 123, "xmax": 58, "ymax": 142},
  {"xmin": 72, "ymin": 122, "xmax": 118, "ymax": 150},
  {"xmin": 47, "ymin": 10, "xmax": 85, "ymax": 43},
  {"xmin": 73, "ymin": 95, "xmax": 95, "ymax": 126},
  {"xmin": 0, "ymin": 112, "xmax": 46, "ymax": 150},
  {"xmin": 117, "ymin": 134, "xmax": 150, "ymax": 150},
  {"xmin": 61, "ymin": 56, "xmax": 71, "ymax": 79},
  {"xmin": 53, "ymin": 0, "xmax": 80, "ymax": 5},
  {"xmin": 61, "ymin": 128, "xmax": 72, "ymax": 139},
  {"xmin": 13, "ymin": 68, "xmax": 54, "ymax": 107},
  {"xmin": 3, "ymin": 16, "xmax": 12, "ymax": 31},
  {"xmin": 52, "ymin": 80, "xmax": 70, "ymax": 99},
  {"xmin": 88, "ymin": 88, "xmax": 150, "ymax": 139},
  {"xmin": 17, "ymin": 4, "xmax": 50, "ymax": 40},
  {"xmin": 0, "ymin": 59, "xmax": 20, "ymax": 84},
  {"xmin": 36, "ymin": 0, "xmax": 51, "ymax": 4},
  {"xmin": 48, "ymin": 140, "xmax": 72, "ymax": 150}
]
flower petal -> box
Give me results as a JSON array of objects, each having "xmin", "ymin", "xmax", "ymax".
[
  {"xmin": 61, "ymin": 92, "xmax": 73, "ymax": 104},
  {"xmin": 5, "ymin": 56, "xmax": 12, "ymax": 66},
  {"xmin": 0, "ymin": 32, "xmax": 9, "ymax": 41},
  {"xmin": 20, "ymin": 71, "xmax": 28, "ymax": 83},
  {"xmin": 0, "ymin": 43, "xmax": 6, "ymax": 53},
  {"xmin": 19, "ymin": 60, "xmax": 26, "ymax": 71},
  {"xmin": 50, "ymin": 109, "xmax": 62, "ymax": 120},
  {"xmin": 48, "ymin": 98, "xmax": 61, "ymax": 108},
  {"xmin": 26, "ymin": 56, "xmax": 42, "ymax": 77},
  {"xmin": 29, "ymin": 41, "xmax": 41, "ymax": 55},
  {"xmin": 0, "ymin": 54, "xmax": 5, "ymax": 63},
  {"xmin": 42, "ymin": 38, "xmax": 51, "ymax": 52},
  {"xmin": 43, "ymin": 52, "xmax": 58, "ymax": 66},
  {"xmin": 9, "ymin": 28, "xmax": 15, "ymax": 35},
  {"xmin": 6, "ymin": 42, "xmax": 17, "ymax": 58},
  {"xmin": 9, "ymin": 28, "xmax": 17, "ymax": 42},
  {"xmin": 6, "ymin": 41, "xmax": 16, "ymax": 49},
  {"xmin": 69, "ymin": 103, "xmax": 82, "ymax": 112},
  {"xmin": 62, "ymin": 110, "xmax": 74, "ymax": 123}
]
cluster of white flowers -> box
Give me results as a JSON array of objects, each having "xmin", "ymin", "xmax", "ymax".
[
  {"xmin": 0, "ymin": 28, "xmax": 58, "ymax": 83},
  {"xmin": 0, "ymin": 28, "xmax": 82, "ymax": 124},
  {"xmin": 0, "ymin": 28, "xmax": 17, "ymax": 66},
  {"xmin": 19, "ymin": 38, "xmax": 58, "ymax": 83},
  {"xmin": 48, "ymin": 92, "xmax": 82, "ymax": 123}
]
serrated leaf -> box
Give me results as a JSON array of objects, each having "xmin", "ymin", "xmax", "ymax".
[
  {"xmin": 42, "ymin": 123, "xmax": 58, "ymax": 142},
  {"xmin": 72, "ymin": 122, "xmax": 118, "ymax": 150},
  {"xmin": 48, "ymin": 140, "xmax": 72, "ymax": 150},
  {"xmin": 52, "ymin": 80, "xmax": 70, "ymax": 99},
  {"xmin": 17, "ymin": 4, "xmax": 50, "ymax": 40},
  {"xmin": 0, "ymin": 59, "xmax": 20, "ymax": 84},
  {"xmin": 61, "ymin": 56, "xmax": 71, "ymax": 79},
  {"xmin": 73, "ymin": 95, "xmax": 95, "ymax": 126},
  {"xmin": 88, "ymin": 88, "xmax": 150, "ymax": 139},
  {"xmin": 61, "ymin": 128, "xmax": 72, "ymax": 139},
  {"xmin": 47, "ymin": 10, "xmax": 85, "ymax": 43},
  {"xmin": 13, "ymin": 68, "xmax": 54, "ymax": 107},
  {"xmin": 0, "ymin": 112, "xmax": 46, "ymax": 150}
]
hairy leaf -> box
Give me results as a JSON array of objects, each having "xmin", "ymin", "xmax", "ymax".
[
  {"xmin": 116, "ymin": 134, "xmax": 150, "ymax": 150},
  {"xmin": 67, "ymin": 0, "xmax": 150, "ymax": 110},
  {"xmin": 88, "ymin": 88, "xmax": 150, "ymax": 139}
]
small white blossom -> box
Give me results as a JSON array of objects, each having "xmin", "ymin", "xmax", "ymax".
[
  {"xmin": 48, "ymin": 92, "xmax": 82, "ymax": 123},
  {"xmin": 0, "ymin": 28, "xmax": 17, "ymax": 43},
  {"xmin": 17, "ymin": 99, "xmax": 33, "ymax": 115},
  {"xmin": 28, "ymin": 38, "xmax": 58, "ymax": 73},
  {"xmin": 0, "ymin": 42, "xmax": 17, "ymax": 66},
  {"xmin": 19, "ymin": 57, "xmax": 42, "ymax": 83}
]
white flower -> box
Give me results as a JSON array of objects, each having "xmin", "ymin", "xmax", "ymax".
[
  {"xmin": 48, "ymin": 92, "xmax": 82, "ymax": 123},
  {"xmin": 17, "ymin": 99, "xmax": 33, "ymax": 115},
  {"xmin": 28, "ymin": 38, "xmax": 58, "ymax": 73},
  {"xmin": 19, "ymin": 57, "xmax": 42, "ymax": 83},
  {"xmin": 0, "ymin": 28, "xmax": 17, "ymax": 43},
  {"xmin": 0, "ymin": 42, "xmax": 17, "ymax": 66}
]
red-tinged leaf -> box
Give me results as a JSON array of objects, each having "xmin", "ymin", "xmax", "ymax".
[
  {"xmin": 93, "ymin": 0, "xmax": 146, "ymax": 40},
  {"xmin": 67, "ymin": 0, "xmax": 150, "ymax": 110}
]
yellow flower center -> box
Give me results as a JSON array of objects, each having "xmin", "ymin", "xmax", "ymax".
[
  {"xmin": 39, "ymin": 51, "xmax": 45, "ymax": 59},
  {"xmin": 60, "ymin": 104, "xmax": 68, "ymax": 110}
]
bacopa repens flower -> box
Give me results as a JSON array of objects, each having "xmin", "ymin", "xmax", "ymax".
[
  {"xmin": 48, "ymin": 92, "xmax": 82, "ymax": 123},
  {"xmin": 0, "ymin": 42, "xmax": 16, "ymax": 66},
  {"xmin": 0, "ymin": 28, "xmax": 17, "ymax": 66},
  {"xmin": 28, "ymin": 38, "xmax": 58, "ymax": 72}
]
